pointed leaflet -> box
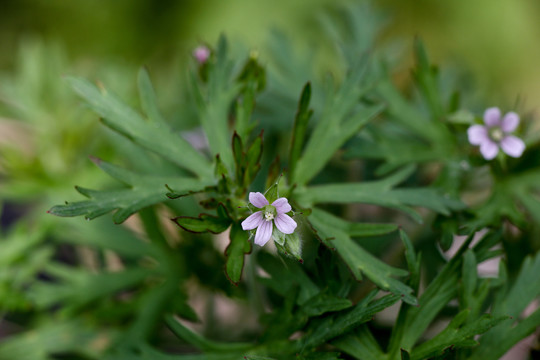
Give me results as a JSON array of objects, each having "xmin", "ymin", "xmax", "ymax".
[
  {"xmin": 29, "ymin": 263, "xmax": 149, "ymax": 309},
  {"xmin": 234, "ymin": 54, "xmax": 265, "ymax": 140},
  {"xmin": 231, "ymin": 131, "xmax": 263, "ymax": 191},
  {"xmin": 173, "ymin": 204, "xmax": 231, "ymax": 234},
  {"xmin": 310, "ymin": 208, "xmax": 416, "ymax": 305},
  {"xmin": 0, "ymin": 320, "xmax": 109, "ymax": 360},
  {"xmin": 165, "ymin": 315, "xmax": 251, "ymax": 353},
  {"xmin": 256, "ymin": 251, "xmax": 319, "ymax": 306},
  {"xmin": 399, "ymin": 229, "xmax": 421, "ymax": 292},
  {"xmin": 288, "ymin": 82, "xmax": 313, "ymax": 183},
  {"xmin": 469, "ymin": 250, "xmax": 540, "ymax": 360},
  {"xmin": 331, "ymin": 325, "xmax": 385, "ymax": 360},
  {"xmin": 245, "ymin": 131, "xmax": 263, "ymax": 185},
  {"xmin": 67, "ymin": 76, "xmax": 212, "ymax": 179},
  {"xmin": 137, "ymin": 67, "xmax": 166, "ymax": 125},
  {"xmin": 297, "ymin": 166, "xmax": 464, "ymax": 223},
  {"xmin": 410, "ymin": 310, "xmax": 507, "ymax": 360},
  {"xmin": 232, "ymin": 131, "xmax": 244, "ymax": 184},
  {"xmin": 225, "ymin": 222, "xmax": 252, "ymax": 284},
  {"xmin": 412, "ymin": 38, "xmax": 445, "ymax": 121},
  {"xmin": 48, "ymin": 159, "xmax": 212, "ymax": 223},
  {"xmin": 300, "ymin": 291, "xmax": 400, "ymax": 349},
  {"xmin": 293, "ymin": 56, "xmax": 385, "ymax": 185},
  {"xmin": 195, "ymin": 35, "xmax": 241, "ymax": 173},
  {"xmin": 385, "ymin": 231, "xmax": 500, "ymax": 359}
]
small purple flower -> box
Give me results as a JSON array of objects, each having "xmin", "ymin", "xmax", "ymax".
[
  {"xmin": 241, "ymin": 192, "xmax": 297, "ymax": 247},
  {"xmin": 193, "ymin": 45, "xmax": 210, "ymax": 64},
  {"xmin": 467, "ymin": 107, "xmax": 525, "ymax": 160}
]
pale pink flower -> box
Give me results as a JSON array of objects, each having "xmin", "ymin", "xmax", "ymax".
[
  {"xmin": 192, "ymin": 45, "xmax": 210, "ymax": 64},
  {"xmin": 468, "ymin": 107, "xmax": 525, "ymax": 160},
  {"xmin": 241, "ymin": 192, "xmax": 297, "ymax": 246}
]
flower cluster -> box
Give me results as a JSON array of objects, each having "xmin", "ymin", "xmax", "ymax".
[
  {"xmin": 468, "ymin": 107, "xmax": 525, "ymax": 160},
  {"xmin": 241, "ymin": 192, "xmax": 297, "ymax": 246}
]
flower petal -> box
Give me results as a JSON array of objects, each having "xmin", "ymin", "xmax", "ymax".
[
  {"xmin": 500, "ymin": 135, "xmax": 525, "ymax": 158},
  {"xmin": 272, "ymin": 198, "xmax": 292, "ymax": 214},
  {"xmin": 241, "ymin": 211, "xmax": 263, "ymax": 230},
  {"xmin": 480, "ymin": 139, "xmax": 499, "ymax": 160},
  {"xmin": 484, "ymin": 107, "xmax": 501, "ymax": 127},
  {"xmin": 254, "ymin": 220, "xmax": 272, "ymax": 246},
  {"xmin": 467, "ymin": 125, "xmax": 488, "ymax": 145},
  {"xmin": 274, "ymin": 213, "xmax": 297, "ymax": 234},
  {"xmin": 249, "ymin": 192, "xmax": 268, "ymax": 208},
  {"xmin": 501, "ymin": 112, "xmax": 519, "ymax": 133}
]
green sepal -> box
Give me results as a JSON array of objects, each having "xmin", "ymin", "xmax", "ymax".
[
  {"xmin": 273, "ymin": 228, "xmax": 303, "ymax": 263},
  {"xmin": 264, "ymin": 176, "xmax": 282, "ymax": 204}
]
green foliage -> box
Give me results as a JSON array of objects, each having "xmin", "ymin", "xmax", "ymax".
[{"xmin": 2, "ymin": 2, "xmax": 540, "ymax": 360}]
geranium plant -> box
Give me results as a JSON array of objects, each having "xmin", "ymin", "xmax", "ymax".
[{"xmin": 1, "ymin": 4, "xmax": 539, "ymax": 360}]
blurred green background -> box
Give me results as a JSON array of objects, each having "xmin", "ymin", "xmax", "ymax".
[{"xmin": 1, "ymin": 0, "xmax": 539, "ymax": 104}]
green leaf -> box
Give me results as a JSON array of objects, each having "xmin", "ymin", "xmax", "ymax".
[
  {"xmin": 245, "ymin": 131, "xmax": 264, "ymax": 185},
  {"xmin": 459, "ymin": 250, "xmax": 477, "ymax": 311},
  {"xmin": 29, "ymin": 264, "xmax": 149, "ymax": 309},
  {"xmin": 59, "ymin": 216, "xmax": 156, "ymax": 259},
  {"xmin": 225, "ymin": 222, "xmax": 252, "ymax": 284},
  {"xmin": 470, "ymin": 250, "xmax": 540, "ymax": 360},
  {"xmin": 309, "ymin": 209, "xmax": 416, "ymax": 305},
  {"xmin": 300, "ymin": 290, "xmax": 352, "ymax": 317},
  {"xmin": 195, "ymin": 35, "xmax": 242, "ymax": 173},
  {"xmin": 400, "ymin": 349, "xmax": 410, "ymax": 360},
  {"xmin": 293, "ymin": 56, "xmax": 385, "ymax": 185},
  {"xmin": 257, "ymin": 252, "xmax": 319, "ymax": 306},
  {"xmin": 399, "ymin": 229, "xmax": 420, "ymax": 292},
  {"xmin": 288, "ymin": 82, "xmax": 313, "ymax": 183},
  {"xmin": 137, "ymin": 67, "xmax": 166, "ymax": 124},
  {"xmin": 297, "ymin": 166, "xmax": 463, "ymax": 223},
  {"xmin": 264, "ymin": 176, "xmax": 282, "ymax": 204},
  {"xmin": 375, "ymin": 78, "xmax": 448, "ymax": 145},
  {"xmin": 331, "ymin": 326, "xmax": 386, "ymax": 360},
  {"xmin": 410, "ymin": 310, "xmax": 507, "ymax": 360},
  {"xmin": 309, "ymin": 206, "xmax": 397, "ymax": 239},
  {"xmin": 300, "ymin": 292, "xmax": 400, "ymax": 349},
  {"xmin": 48, "ymin": 159, "xmax": 213, "ymax": 223},
  {"xmin": 386, "ymin": 231, "xmax": 479, "ymax": 359},
  {"xmin": 412, "ymin": 38, "xmax": 445, "ymax": 120},
  {"xmin": 67, "ymin": 76, "xmax": 213, "ymax": 179},
  {"xmin": 297, "ymin": 352, "xmax": 342, "ymax": 360},
  {"xmin": 232, "ymin": 131, "xmax": 244, "ymax": 182},
  {"xmin": 273, "ymin": 228, "xmax": 303, "ymax": 262},
  {"xmin": 173, "ymin": 205, "xmax": 231, "ymax": 234},
  {"xmin": 0, "ymin": 320, "xmax": 111, "ymax": 360},
  {"xmin": 165, "ymin": 315, "xmax": 252, "ymax": 353}
]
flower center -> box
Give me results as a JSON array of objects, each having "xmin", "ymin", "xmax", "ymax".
[
  {"xmin": 262, "ymin": 205, "xmax": 276, "ymax": 222},
  {"xmin": 490, "ymin": 127, "xmax": 504, "ymax": 142}
]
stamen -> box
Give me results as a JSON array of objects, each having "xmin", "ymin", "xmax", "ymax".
[
  {"xmin": 490, "ymin": 128, "xmax": 504, "ymax": 142},
  {"xmin": 264, "ymin": 212, "xmax": 274, "ymax": 221}
]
